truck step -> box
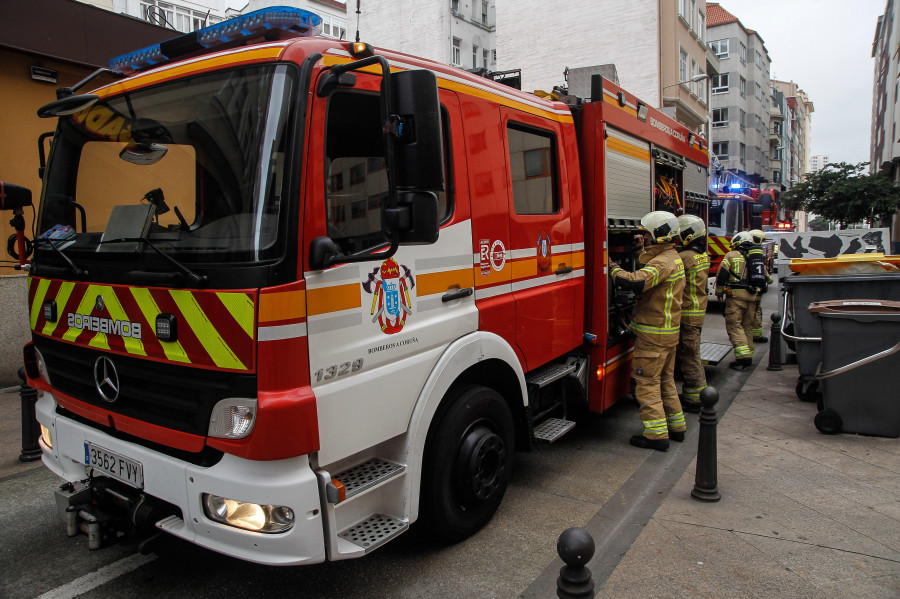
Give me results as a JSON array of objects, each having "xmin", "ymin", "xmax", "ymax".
[
  {"xmin": 700, "ymin": 342, "xmax": 732, "ymax": 366},
  {"xmin": 526, "ymin": 362, "xmax": 577, "ymax": 389},
  {"xmin": 338, "ymin": 514, "xmax": 408, "ymax": 553},
  {"xmin": 330, "ymin": 458, "xmax": 405, "ymax": 502},
  {"xmin": 533, "ymin": 417, "xmax": 576, "ymax": 443}
]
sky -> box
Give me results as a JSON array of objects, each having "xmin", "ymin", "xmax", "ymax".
[{"xmin": 716, "ymin": 0, "xmax": 886, "ymax": 166}]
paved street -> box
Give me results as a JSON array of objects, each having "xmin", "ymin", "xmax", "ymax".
[{"xmin": 1, "ymin": 290, "xmax": 898, "ymax": 598}]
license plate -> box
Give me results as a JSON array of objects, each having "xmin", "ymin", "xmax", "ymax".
[{"xmin": 84, "ymin": 442, "xmax": 144, "ymax": 488}]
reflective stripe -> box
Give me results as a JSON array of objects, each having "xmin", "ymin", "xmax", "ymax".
[
  {"xmin": 170, "ymin": 290, "xmax": 246, "ymax": 370},
  {"xmin": 629, "ymin": 321, "xmax": 681, "ymax": 335},
  {"xmin": 682, "ymin": 384, "xmax": 707, "ymax": 401},
  {"xmin": 734, "ymin": 345, "xmax": 753, "ymax": 358},
  {"xmin": 666, "ymin": 412, "xmax": 686, "ymax": 428},
  {"xmin": 131, "ymin": 288, "xmax": 190, "ymax": 363},
  {"xmin": 643, "ymin": 418, "xmax": 668, "ymax": 434}
]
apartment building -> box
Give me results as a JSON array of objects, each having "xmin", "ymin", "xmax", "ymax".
[
  {"xmin": 707, "ymin": 3, "xmax": 772, "ymax": 191},
  {"xmin": 773, "ymin": 80, "xmax": 814, "ymax": 185},
  {"xmin": 871, "ymin": 0, "xmax": 900, "ymax": 251},
  {"xmin": 809, "ymin": 154, "xmax": 830, "ymax": 172}
]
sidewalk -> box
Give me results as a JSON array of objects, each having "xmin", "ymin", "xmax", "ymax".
[{"xmin": 599, "ymin": 352, "xmax": 900, "ymax": 598}]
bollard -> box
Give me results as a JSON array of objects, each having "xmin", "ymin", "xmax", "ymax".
[
  {"xmin": 556, "ymin": 527, "xmax": 596, "ymax": 599},
  {"xmin": 18, "ymin": 367, "xmax": 42, "ymax": 462},
  {"xmin": 691, "ymin": 386, "xmax": 720, "ymax": 502},
  {"xmin": 767, "ymin": 312, "xmax": 784, "ymax": 371}
]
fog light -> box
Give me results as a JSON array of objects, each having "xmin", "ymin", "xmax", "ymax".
[
  {"xmin": 208, "ymin": 398, "xmax": 257, "ymax": 439},
  {"xmin": 40, "ymin": 424, "xmax": 52, "ymax": 449},
  {"xmin": 202, "ymin": 493, "xmax": 295, "ymax": 533}
]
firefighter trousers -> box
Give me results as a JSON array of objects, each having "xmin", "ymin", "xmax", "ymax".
[
  {"xmin": 752, "ymin": 299, "xmax": 764, "ymax": 338},
  {"xmin": 632, "ymin": 337, "xmax": 685, "ymax": 439},
  {"xmin": 677, "ymin": 323, "xmax": 707, "ymax": 403},
  {"xmin": 725, "ymin": 297, "xmax": 755, "ymax": 360}
]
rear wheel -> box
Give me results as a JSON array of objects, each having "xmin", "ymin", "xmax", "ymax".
[
  {"xmin": 814, "ymin": 410, "xmax": 842, "ymax": 435},
  {"xmin": 796, "ymin": 379, "xmax": 820, "ymax": 402},
  {"xmin": 421, "ymin": 386, "xmax": 515, "ymax": 542}
]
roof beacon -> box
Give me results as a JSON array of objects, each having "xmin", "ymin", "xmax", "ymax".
[{"xmin": 109, "ymin": 6, "xmax": 322, "ymax": 74}]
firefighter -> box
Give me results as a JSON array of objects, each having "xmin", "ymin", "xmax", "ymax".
[
  {"xmin": 716, "ymin": 231, "xmax": 757, "ymax": 370},
  {"xmin": 608, "ymin": 211, "xmax": 686, "ymax": 451},
  {"xmin": 749, "ymin": 228, "xmax": 769, "ymax": 342},
  {"xmin": 675, "ymin": 214, "xmax": 709, "ymax": 413}
]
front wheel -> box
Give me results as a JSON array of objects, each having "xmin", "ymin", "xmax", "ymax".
[{"xmin": 421, "ymin": 386, "xmax": 515, "ymax": 542}]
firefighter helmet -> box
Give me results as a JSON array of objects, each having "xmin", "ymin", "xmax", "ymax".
[
  {"xmin": 749, "ymin": 229, "xmax": 766, "ymax": 244},
  {"xmin": 731, "ymin": 231, "xmax": 753, "ymax": 248},
  {"xmin": 677, "ymin": 214, "xmax": 706, "ymax": 245},
  {"xmin": 639, "ymin": 211, "xmax": 679, "ymax": 243}
]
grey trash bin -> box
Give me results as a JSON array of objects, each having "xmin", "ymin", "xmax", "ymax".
[
  {"xmin": 782, "ymin": 272, "xmax": 900, "ymax": 401},
  {"xmin": 809, "ymin": 299, "xmax": 900, "ymax": 438}
]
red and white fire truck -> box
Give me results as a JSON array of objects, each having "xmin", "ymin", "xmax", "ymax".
[{"xmin": 11, "ymin": 7, "xmax": 708, "ymax": 564}]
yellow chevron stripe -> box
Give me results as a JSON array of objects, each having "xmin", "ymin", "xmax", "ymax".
[
  {"xmin": 130, "ymin": 288, "xmax": 190, "ymax": 364},
  {"xmin": 216, "ymin": 292, "xmax": 255, "ymax": 340},
  {"xmin": 170, "ymin": 290, "xmax": 245, "ymax": 370},
  {"xmin": 41, "ymin": 282, "xmax": 75, "ymax": 337},
  {"xmin": 30, "ymin": 278, "xmax": 51, "ymax": 331}
]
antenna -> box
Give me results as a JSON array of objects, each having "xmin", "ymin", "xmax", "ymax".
[{"xmin": 355, "ymin": 0, "xmax": 361, "ymax": 42}]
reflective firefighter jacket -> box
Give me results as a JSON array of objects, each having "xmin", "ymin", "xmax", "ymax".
[
  {"xmin": 715, "ymin": 249, "xmax": 757, "ymax": 301},
  {"xmin": 609, "ymin": 243, "xmax": 685, "ymax": 346},
  {"xmin": 678, "ymin": 247, "xmax": 709, "ymax": 326}
]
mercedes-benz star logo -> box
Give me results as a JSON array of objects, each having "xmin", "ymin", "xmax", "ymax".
[{"xmin": 93, "ymin": 356, "xmax": 120, "ymax": 403}]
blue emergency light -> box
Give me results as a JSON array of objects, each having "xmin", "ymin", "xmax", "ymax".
[{"xmin": 109, "ymin": 6, "xmax": 322, "ymax": 74}]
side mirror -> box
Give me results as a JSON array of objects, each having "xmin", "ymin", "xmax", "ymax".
[
  {"xmin": 119, "ymin": 143, "xmax": 168, "ymax": 166},
  {"xmin": 0, "ymin": 182, "xmax": 33, "ymax": 210},
  {"xmin": 37, "ymin": 94, "xmax": 99, "ymax": 118},
  {"xmin": 390, "ymin": 70, "xmax": 444, "ymax": 192},
  {"xmin": 309, "ymin": 235, "xmax": 339, "ymax": 271},
  {"xmin": 751, "ymin": 204, "xmax": 764, "ymax": 215},
  {"xmin": 750, "ymin": 216, "xmax": 763, "ymax": 230},
  {"xmin": 383, "ymin": 192, "xmax": 439, "ymax": 245}
]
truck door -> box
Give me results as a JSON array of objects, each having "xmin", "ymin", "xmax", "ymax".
[
  {"xmin": 302, "ymin": 73, "xmax": 476, "ymax": 466},
  {"xmin": 500, "ymin": 108, "xmax": 576, "ymax": 370}
]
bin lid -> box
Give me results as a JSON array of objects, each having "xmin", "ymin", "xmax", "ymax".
[
  {"xmin": 788, "ymin": 253, "xmax": 900, "ymax": 274},
  {"xmin": 808, "ymin": 299, "xmax": 900, "ymax": 315}
]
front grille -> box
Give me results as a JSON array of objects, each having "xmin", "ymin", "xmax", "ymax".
[{"xmin": 37, "ymin": 337, "xmax": 257, "ymax": 437}]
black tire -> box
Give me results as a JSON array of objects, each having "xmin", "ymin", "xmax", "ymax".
[
  {"xmin": 796, "ymin": 379, "xmax": 820, "ymax": 402},
  {"xmin": 814, "ymin": 410, "xmax": 842, "ymax": 435},
  {"xmin": 421, "ymin": 385, "xmax": 515, "ymax": 542}
]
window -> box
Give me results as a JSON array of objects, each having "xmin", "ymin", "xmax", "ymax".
[
  {"xmin": 473, "ymin": 45, "xmax": 479, "ymax": 68},
  {"xmin": 739, "ymin": 109, "xmax": 746, "ymax": 129},
  {"xmin": 712, "ymin": 108, "xmax": 729, "ymax": 127},
  {"xmin": 698, "ymin": 73, "xmax": 707, "ymax": 103},
  {"xmin": 689, "ymin": 0, "xmax": 697, "ymax": 29},
  {"xmin": 483, "ymin": 49, "xmax": 489, "ymax": 68},
  {"xmin": 709, "ymin": 39, "xmax": 729, "ymax": 58},
  {"xmin": 756, "ymin": 50, "xmax": 763, "ymax": 68},
  {"xmin": 324, "ymin": 92, "xmax": 451, "ymax": 255},
  {"xmin": 482, "ymin": 1, "xmax": 489, "ymax": 24},
  {"xmin": 739, "ymin": 76, "xmax": 746, "ymax": 97},
  {"xmin": 679, "ymin": 0, "xmax": 689, "ymax": 20},
  {"xmin": 451, "ymin": 0, "xmax": 459, "ymax": 12},
  {"xmin": 679, "ymin": 48, "xmax": 688, "ymax": 83},
  {"xmin": 697, "ymin": 11, "xmax": 705, "ymax": 42},
  {"xmin": 322, "ymin": 14, "xmax": 347, "ymax": 40},
  {"xmin": 712, "ymin": 73, "xmax": 729, "ymax": 94},
  {"xmin": 452, "ymin": 37, "xmax": 461, "ymax": 66},
  {"xmin": 690, "ymin": 59, "xmax": 699, "ymax": 94},
  {"xmin": 739, "ymin": 143, "xmax": 746, "ymax": 164},
  {"xmin": 507, "ymin": 124, "xmax": 558, "ymax": 215},
  {"xmin": 756, "ymin": 82, "xmax": 763, "ymax": 102},
  {"xmin": 773, "ymin": 170, "xmax": 782, "ymax": 183},
  {"xmin": 713, "ymin": 141, "xmax": 729, "ymax": 160},
  {"xmin": 740, "ymin": 43, "xmax": 747, "ymax": 63}
]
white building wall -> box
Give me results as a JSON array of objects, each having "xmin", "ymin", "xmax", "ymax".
[
  {"xmin": 496, "ymin": 0, "xmax": 659, "ymax": 101},
  {"xmin": 357, "ymin": 0, "xmax": 450, "ymax": 64}
]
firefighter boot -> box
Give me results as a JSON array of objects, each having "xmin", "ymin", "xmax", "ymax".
[
  {"xmin": 629, "ymin": 435, "xmax": 670, "ymax": 451},
  {"xmin": 728, "ymin": 357, "xmax": 752, "ymax": 371},
  {"xmin": 669, "ymin": 430, "xmax": 685, "ymax": 442},
  {"xmin": 681, "ymin": 399, "xmax": 702, "ymax": 413},
  {"xmin": 754, "ymin": 336, "xmax": 769, "ymax": 343}
]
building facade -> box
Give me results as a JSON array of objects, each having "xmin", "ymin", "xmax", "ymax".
[
  {"xmin": 773, "ymin": 80, "xmax": 814, "ymax": 185},
  {"xmin": 871, "ymin": 0, "xmax": 900, "ymax": 251},
  {"xmin": 356, "ymin": 0, "xmax": 496, "ymax": 72},
  {"xmin": 496, "ymin": 0, "xmax": 713, "ymax": 134},
  {"xmin": 769, "ymin": 86, "xmax": 788, "ymax": 190},
  {"xmin": 809, "ymin": 154, "xmax": 829, "ymax": 172},
  {"xmin": 706, "ymin": 3, "xmax": 771, "ymax": 191}
]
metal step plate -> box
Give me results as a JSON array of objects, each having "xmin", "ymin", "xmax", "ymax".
[
  {"xmin": 526, "ymin": 362, "xmax": 577, "ymax": 389},
  {"xmin": 338, "ymin": 514, "xmax": 408, "ymax": 553},
  {"xmin": 533, "ymin": 418, "xmax": 576, "ymax": 443},
  {"xmin": 335, "ymin": 458, "xmax": 405, "ymax": 500},
  {"xmin": 700, "ymin": 342, "xmax": 732, "ymax": 365}
]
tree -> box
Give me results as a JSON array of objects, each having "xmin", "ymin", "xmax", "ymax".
[
  {"xmin": 781, "ymin": 162, "xmax": 900, "ymax": 228},
  {"xmin": 808, "ymin": 216, "xmax": 831, "ymax": 231}
]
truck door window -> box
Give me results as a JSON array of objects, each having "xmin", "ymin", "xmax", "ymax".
[
  {"xmin": 507, "ymin": 124, "xmax": 558, "ymax": 215},
  {"xmin": 324, "ymin": 91, "xmax": 450, "ymax": 256}
]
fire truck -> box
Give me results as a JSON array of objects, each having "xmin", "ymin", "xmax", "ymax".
[{"xmin": 8, "ymin": 7, "xmax": 708, "ymax": 564}]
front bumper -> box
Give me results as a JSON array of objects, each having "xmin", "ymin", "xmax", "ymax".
[{"xmin": 35, "ymin": 392, "xmax": 326, "ymax": 565}]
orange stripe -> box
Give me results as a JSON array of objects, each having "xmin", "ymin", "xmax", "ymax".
[
  {"xmin": 473, "ymin": 264, "xmax": 509, "ymax": 287},
  {"xmin": 259, "ymin": 289, "xmax": 306, "ymax": 324},
  {"xmin": 511, "ymin": 257, "xmax": 537, "ymax": 280},
  {"xmin": 603, "ymin": 93, "xmax": 638, "ymax": 117},
  {"xmin": 571, "ymin": 251, "xmax": 585, "ymax": 269},
  {"xmin": 306, "ymin": 284, "xmax": 360, "ymax": 316},
  {"xmin": 607, "ymin": 136, "xmax": 650, "ymax": 162},
  {"xmin": 417, "ymin": 267, "xmax": 475, "ymax": 297}
]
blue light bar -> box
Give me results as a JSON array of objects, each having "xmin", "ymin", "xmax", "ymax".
[{"xmin": 110, "ymin": 6, "xmax": 322, "ymax": 74}]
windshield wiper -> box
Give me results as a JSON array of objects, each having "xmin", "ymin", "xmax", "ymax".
[
  {"xmin": 100, "ymin": 236, "xmax": 207, "ymax": 287},
  {"xmin": 37, "ymin": 238, "xmax": 88, "ymax": 279}
]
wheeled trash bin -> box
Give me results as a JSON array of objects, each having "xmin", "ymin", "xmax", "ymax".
[{"xmin": 809, "ymin": 299, "xmax": 900, "ymax": 437}]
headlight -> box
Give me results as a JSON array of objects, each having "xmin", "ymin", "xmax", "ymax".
[
  {"xmin": 208, "ymin": 398, "xmax": 257, "ymax": 439},
  {"xmin": 35, "ymin": 347, "xmax": 51, "ymax": 386},
  {"xmin": 202, "ymin": 493, "xmax": 295, "ymax": 533}
]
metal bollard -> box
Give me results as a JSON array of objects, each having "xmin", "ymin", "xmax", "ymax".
[
  {"xmin": 767, "ymin": 312, "xmax": 784, "ymax": 371},
  {"xmin": 18, "ymin": 367, "xmax": 42, "ymax": 462},
  {"xmin": 691, "ymin": 386, "xmax": 720, "ymax": 502},
  {"xmin": 556, "ymin": 527, "xmax": 596, "ymax": 599}
]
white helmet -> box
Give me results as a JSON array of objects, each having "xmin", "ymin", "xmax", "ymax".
[
  {"xmin": 749, "ymin": 229, "xmax": 766, "ymax": 244},
  {"xmin": 731, "ymin": 231, "xmax": 753, "ymax": 248},
  {"xmin": 677, "ymin": 214, "xmax": 706, "ymax": 245},
  {"xmin": 639, "ymin": 211, "xmax": 679, "ymax": 243}
]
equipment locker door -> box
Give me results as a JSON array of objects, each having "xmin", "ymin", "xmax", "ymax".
[
  {"xmin": 501, "ymin": 108, "xmax": 576, "ymax": 371},
  {"xmin": 605, "ymin": 127, "xmax": 652, "ymax": 220}
]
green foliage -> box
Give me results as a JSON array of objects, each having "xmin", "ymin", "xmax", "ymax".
[
  {"xmin": 808, "ymin": 216, "xmax": 831, "ymax": 231},
  {"xmin": 781, "ymin": 162, "xmax": 900, "ymax": 227}
]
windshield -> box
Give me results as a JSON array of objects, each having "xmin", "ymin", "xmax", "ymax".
[
  {"xmin": 38, "ymin": 65, "xmax": 297, "ymax": 268},
  {"xmin": 708, "ymin": 197, "xmax": 740, "ymax": 237}
]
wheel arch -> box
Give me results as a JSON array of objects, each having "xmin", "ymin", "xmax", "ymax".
[{"xmin": 404, "ymin": 331, "xmax": 526, "ymax": 524}]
